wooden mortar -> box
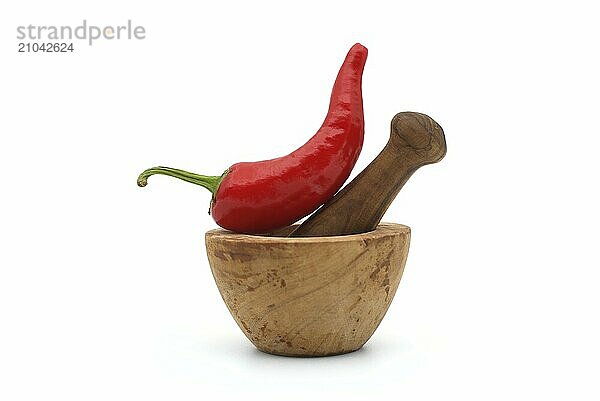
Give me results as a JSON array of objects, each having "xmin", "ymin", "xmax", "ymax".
[{"xmin": 205, "ymin": 223, "xmax": 410, "ymax": 357}]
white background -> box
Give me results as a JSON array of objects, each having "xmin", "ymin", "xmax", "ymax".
[{"xmin": 1, "ymin": 1, "xmax": 599, "ymax": 400}]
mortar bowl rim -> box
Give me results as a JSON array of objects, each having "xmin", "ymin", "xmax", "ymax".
[{"xmin": 205, "ymin": 222, "xmax": 410, "ymax": 245}]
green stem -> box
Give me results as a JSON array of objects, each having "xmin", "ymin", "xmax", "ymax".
[{"xmin": 137, "ymin": 166, "xmax": 226, "ymax": 195}]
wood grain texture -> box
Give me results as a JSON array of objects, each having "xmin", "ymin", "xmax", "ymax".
[
  {"xmin": 290, "ymin": 112, "xmax": 446, "ymax": 237},
  {"xmin": 205, "ymin": 223, "xmax": 410, "ymax": 357}
]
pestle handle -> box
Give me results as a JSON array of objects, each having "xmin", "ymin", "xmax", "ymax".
[{"xmin": 289, "ymin": 112, "xmax": 446, "ymax": 237}]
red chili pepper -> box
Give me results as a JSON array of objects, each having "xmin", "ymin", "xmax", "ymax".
[{"xmin": 137, "ymin": 43, "xmax": 368, "ymax": 233}]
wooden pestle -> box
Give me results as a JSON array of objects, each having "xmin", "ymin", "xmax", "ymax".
[{"xmin": 289, "ymin": 112, "xmax": 446, "ymax": 237}]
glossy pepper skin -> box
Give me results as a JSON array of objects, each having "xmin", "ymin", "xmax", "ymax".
[{"xmin": 138, "ymin": 43, "xmax": 368, "ymax": 233}]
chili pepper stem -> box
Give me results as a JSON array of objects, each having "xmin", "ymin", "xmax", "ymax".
[{"xmin": 137, "ymin": 166, "xmax": 226, "ymax": 195}]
